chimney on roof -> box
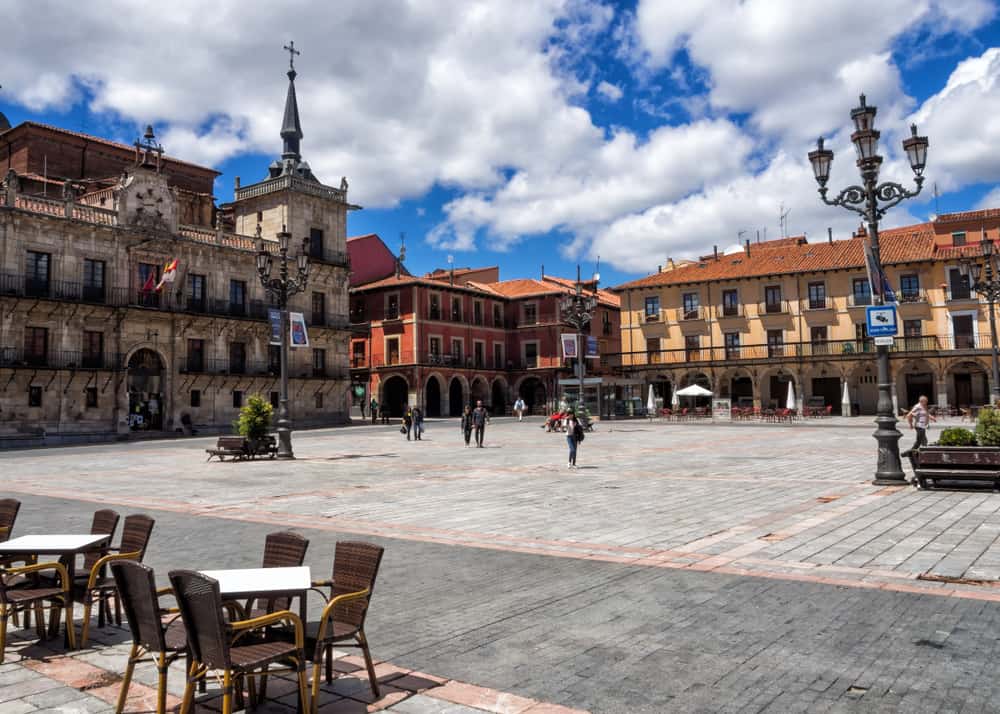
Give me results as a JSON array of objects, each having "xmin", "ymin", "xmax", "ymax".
[
  {"xmin": 855, "ymin": 222, "xmax": 867, "ymax": 238},
  {"xmin": 657, "ymin": 265, "xmax": 662, "ymax": 273},
  {"xmin": 668, "ymin": 258, "xmax": 675, "ymax": 269},
  {"xmin": 541, "ymin": 264, "xmax": 544, "ymax": 281},
  {"xmin": 234, "ymin": 176, "xmax": 240, "ymax": 190},
  {"xmin": 828, "ymin": 227, "xmax": 833, "ymax": 244},
  {"xmin": 713, "ymin": 245, "xmax": 719, "ymax": 260},
  {"xmin": 744, "ymin": 239, "xmax": 751, "ymax": 257}
]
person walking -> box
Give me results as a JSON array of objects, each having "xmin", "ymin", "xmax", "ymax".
[
  {"xmin": 902, "ymin": 395, "xmax": 936, "ymax": 458},
  {"xmin": 472, "ymin": 400, "xmax": 489, "ymax": 448},
  {"xmin": 566, "ymin": 412, "xmax": 584, "ymax": 468},
  {"xmin": 413, "ymin": 406, "xmax": 424, "ymax": 441},
  {"xmin": 381, "ymin": 404, "xmax": 390, "ymax": 425},
  {"xmin": 460, "ymin": 405, "xmax": 474, "ymax": 447},
  {"xmin": 514, "ymin": 397, "xmax": 526, "ymax": 422},
  {"xmin": 370, "ymin": 397, "xmax": 378, "ymax": 425},
  {"xmin": 402, "ymin": 405, "xmax": 413, "ymax": 441}
]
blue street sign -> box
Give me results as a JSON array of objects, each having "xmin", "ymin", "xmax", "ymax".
[{"xmin": 866, "ymin": 305, "xmax": 898, "ymax": 337}]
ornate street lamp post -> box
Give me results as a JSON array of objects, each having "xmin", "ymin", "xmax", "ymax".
[
  {"xmin": 960, "ymin": 240, "xmax": 1000, "ymax": 404},
  {"xmin": 559, "ymin": 266, "xmax": 599, "ymax": 412},
  {"xmin": 256, "ymin": 226, "xmax": 310, "ymax": 459},
  {"xmin": 808, "ymin": 94, "xmax": 929, "ymax": 485}
]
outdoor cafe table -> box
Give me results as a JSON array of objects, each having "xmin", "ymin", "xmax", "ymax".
[
  {"xmin": 199, "ymin": 566, "xmax": 311, "ymax": 623},
  {"xmin": 0, "ymin": 534, "xmax": 112, "ymax": 646}
]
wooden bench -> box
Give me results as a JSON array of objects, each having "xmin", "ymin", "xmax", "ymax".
[
  {"xmin": 912, "ymin": 446, "xmax": 1000, "ymax": 490},
  {"xmin": 206, "ymin": 436, "xmax": 249, "ymax": 462}
]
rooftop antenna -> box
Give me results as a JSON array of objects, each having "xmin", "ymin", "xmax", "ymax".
[
  {"xmin": 447, "ymin": 253, "xmax": 454, "ymax": 286},
  {"xmin": 593, "ymin": 255, "xmax": 601, "ymax": 285},
  {"xmin": 933, "ymin": 182, "xmax": 940, "ymax": 216},
  {"xmin": 541, "ymin": 263, "xmax": 544, "ymax": 281},
  {"xmin": 779, "ymin": 203, "xmax": 791, "ymax": 238},
  {"xmin": 738, "ymin": 229, "xmax": 747, "ymax": 245}
]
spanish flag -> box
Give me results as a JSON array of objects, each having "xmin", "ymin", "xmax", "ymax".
[{"xmin": 155, "ymin": 259, "xmax": 178, "ymax": 292}]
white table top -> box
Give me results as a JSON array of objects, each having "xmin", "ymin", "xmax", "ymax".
[
  {"xmin": 200, "ymin": 566, "xmax": 311, "ymax": 597},
  {"xmin": 0, "ymin": 534, "xmax": 110, "ymax": 553}
]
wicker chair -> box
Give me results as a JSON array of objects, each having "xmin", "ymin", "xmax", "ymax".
[
  {"xmin": 110, "ymin": 561, "xmax": 186, "ymax": 714},
  {"xmin": 0, "ymin": 498, "xmax": 19, "ymax": 543},
  {"xmin": 305, "ymin": 541, "xmax": 384, "ymax": 708},
  {"xmin": 76, "ymin": 514, "xmax": 155, "ymax": 646},
  {"xmin": 169, "ymin": 569, "xmax": 309, "ymax": 714},
  {"xmin": 78, "ymin": 509, "xmax": 121, "ymax": 628},
  {"xmin": 251, "ymin": 531, "xmax": 310, "ymax": 614},
  {"xmin": 0, "ymin": 559, "xmax": 75, "ymax": 663}
]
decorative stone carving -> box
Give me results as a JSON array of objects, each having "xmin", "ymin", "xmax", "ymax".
[{"xmin": 115, "ymin": 165, "xmax": 178, "ymax": 233}]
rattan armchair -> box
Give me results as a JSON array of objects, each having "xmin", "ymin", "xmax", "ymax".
[
  {"xmin": 77, "ymin": 513, "xmax": 155, "ymax": 646},
  {"xmin": 0, "ymin": 498, "xmax": 19, "ymax": 543},
  {"xmin": 110, "ymin": 560, "xmax": 186, "ymax": 714},
  {"xmin": 0, "ymin": 560, "xmax": 75, "ymax": 663},
  {"xmin": 169, "ymin": 569, "xmax": 310, "ymax": 714},
  {"xmin": 249, "ymin": 530, "xmax": 309, "ymax": 615},
  {"xmin": 305, "ymin": 541, "xmax": 384, "ymax": 708}
]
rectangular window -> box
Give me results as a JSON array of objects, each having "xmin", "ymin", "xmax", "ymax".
[
  {"xmin": 721, "ymin": 289, "xmax": 738, "ymax": 317},
  {"xmin": 899, "ymin": 274, "xmax": 920, "ymax": 301},
  {"xmin": 311, "ymin": 292, "xmax": 326, "ymax": 326},
  {"xmin": 85, "ymin": 387, "xmax": 98, "ymax": 408},
  {"xmin": 524, "ymin": 342, "xmax": 538, "ymax": 368},
  {"xmin": 190, "ymin": 389, "xmax": 201, "ymax": 408},
  {"xmin": 767, "ymin": 329, "xmax": 784, "ymax": 358},
  {"xmin": 451, "ymin": 296, "xmax": 462, "ymax": 321},
  {"xmin": 429, "ymin": 294, "xmax": 441, "ymax": 320},
  {"xmin": 187, "ymin": 274, "xmax": 206, "ymax": 312},
  {"xmin": 473, "ymin": 301, "xmax": 483, "ymax": 325},
  {"xmin": 229, "ymin": 342, "xmax": 246, "ymax": 374},
  {"xmin": 83, "ymin": 259, "xmax": 105, "ymax": 302},
  {"xmin": 451, "ymin": 338, "xmax": 463, "ymax": 362},
  {"xmin": 429, "ymin": 336, "xmax": 442, "ymax": 359},
  {"xmin": 724, "ymin": 332, "xmax": 740, "ymax": 359},
  {"xmin": 137, "ymin": 263, "xmax": 160, "ymax": 307},
  {"xmin": 26, "ymin": 251, "xmax": 50, "ymax": 297},
  {"xmin": 903, "ymin": 319, "xmax": 923, "ymax": 350},
  {"xmin": 682, "ymin": 293, "xmax": 700, "ymax": 320},
  {"xmin": 953, "ymin": 314, "xmax": 975, "ymax": 349},
  {"xmin": 352, "ymin": 341, "xmax": 366, "ymax": 367},
  {"xmin": 474, "ymin": 341, "xmax": 485, "ymax": 368},
  {"xmin": 811, "ymin": 326, "xmax": 828, "ymax": 354},
  {"xmin": 493, "ymin": 343, "xmax": 503, "ymax": 368},
  {"xmin": 386, "ymin": 293, "xmax": 400, "ymax": 320},
  {"xmin": 309, "ymin": 228, "xmax": 324, "ymax": 259},
  {"xmin": 523, "ymin": 303, "xmax": 537, "ymax": 325},
  {"xmin": 493, "ymin": 304, "xmax": 502, "ymax": 327},
  {"xmin": 351, "ymin": 299, "xmax": 366, "ymax": 323},
  {"xmin": 270, "ymin": 391, "xmax": 279, "ymax": 409},
  {"xmin": 855, "ymin": 323, "xmax": 869, "ymax": 348},
  {"xmin": 764, "ymin": 285, "xmax": 782, "ymax": 313},
  {"xmin": 602, "ymin": 310, "xmax": 612, "ymax": 335},
  {"xmin": 807, "ymin": 282, "xmax": 826, "ymax": 309},
  {"xmin": 29, "ymin": 385, "xmax": 42, "ymax": 407},
  {"xmin": 315, "ymin": 392, "xmax": 324, "ymax": 409},
  {"xmin": 949, "ymin": 268, "xmax": 971, "ymax": 300},
  {"xmin": 229, "ymin": 280, "xmax": 247, "ymax": 317},
  {"xmin": 232, "ymin": 390, "xmax": 243, "ymax": 409},
  {"xmin": 24, "ymin": 327, "xmax": 47, "ymax": 366},
  {"xmin": 952, "ymin": 231, "xmax": 967, "ymax": 246},
  {"xmin": 82, "ymin": 330, "xmax": 103, "ymax": 368},
  {"xmin": 268, "ymin": 345, "xmax": 281, "ymax": 374},
  {"xmin": 313, "ymin": 348, "xmax": 326, "ymax": 376},
  {"xmin": 645, "ymin": 296, "xmax": 660, "ymax": 320},
  {"xmin": 852, "ymin": 278, "xmax": 872, "ymax": 306},
  {"xmin": 386, "ymin": 337, "xmax": 400, "ymax": 365},
  {"xmin": 684, "ymin": 335, "xmax": 699, "ymax": 361},
  {"xmin": 646, "ymin": 337, "xmax": 661, "ymax": 363},
  {"xmin": 187, "ymin": 339, "xmax": 205, "ymax": 373}
]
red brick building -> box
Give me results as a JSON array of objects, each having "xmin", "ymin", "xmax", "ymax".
[{"xmin": 348, "ymin": 237, "xmax": 621, "ymax": 418}]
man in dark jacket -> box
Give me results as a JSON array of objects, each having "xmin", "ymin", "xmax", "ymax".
[{"xmin": 472, "ymin": 400, "xmax": 489, "ymax": 448}]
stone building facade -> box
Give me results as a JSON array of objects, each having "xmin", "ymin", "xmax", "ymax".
[{"xmin": 0, "ymin": 65, "xmax": 352, "ymax": 446}]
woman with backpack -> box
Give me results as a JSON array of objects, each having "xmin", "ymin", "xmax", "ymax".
[{"xmin": 566, "ymin": 412, "xmax": 584, "ymax": 468}]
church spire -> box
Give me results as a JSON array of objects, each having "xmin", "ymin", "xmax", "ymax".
[{"xmin": 280, "ymin": 41, "xmax": 303, "ymax": 161}]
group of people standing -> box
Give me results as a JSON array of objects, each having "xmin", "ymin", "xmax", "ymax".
[{"xmin": 460, "ymin": 400, "xmax": 490, "ymax": 447}]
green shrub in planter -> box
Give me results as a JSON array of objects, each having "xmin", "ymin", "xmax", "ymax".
[
  {"xmin": 937, "ymin": 427, "xmax": 976, "ymax": 446},
  {"xmin": 234, "ymin": 395, "xmax": 273, "ymax": 440},
  {"xmin": 976, "ymin": 407, "xmax": 1000, "ymax": 447}
]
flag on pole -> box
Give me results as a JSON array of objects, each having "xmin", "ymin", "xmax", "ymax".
[
  {"xmin": 139, "ymin": 269, "xmax": 156, "ymax": 293},
  {"xmin": 155, "ymin": 259, "xmax": 178, "ymax": 292}
]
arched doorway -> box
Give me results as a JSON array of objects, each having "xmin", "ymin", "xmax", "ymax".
[
  {"xmin": 491, "ymin": 379, "xmax": 507, "ymax": 415},
  {"xmin": 448, "ymin": 377, "xmax": 464, "ymax": 417},
  {"xmin": 127, "ymin": 349, "xmax": 165, "ymax": 431},
  {"xmin": 382, "ymin": 376, "xmax": 409, "ymax": 418},
  {"xmin": 470, "ymin": 377, "xmax": 489, "ymax": 408},
  {"xmin": 519, "ymin": 377, "xmax": 546, "ymax": 414},
  {"xmin": 425, "ymin": 377, "xmax": 442, "ymax": 417}
]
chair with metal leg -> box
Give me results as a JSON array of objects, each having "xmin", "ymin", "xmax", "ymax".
[{"xmin": 0, "ymin": 559, "xmax": 74, "ymax": 663}]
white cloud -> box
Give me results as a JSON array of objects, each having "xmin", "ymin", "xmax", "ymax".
[
  {"xmin": 977, "ymin": 187, "xmax": 1000, "ymax": 210},
  {"xmin": 596, "ymin": 80, "xmax": 623, "ymax": 102}
]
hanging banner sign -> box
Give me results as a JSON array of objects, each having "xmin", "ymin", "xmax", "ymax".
[
  {"xmin": 561, "ymin": 333, "xmax": 578, "ymax": 359},
  {"xmin": 289, "ymin": 312, "xmax": 309, "ymax": 348},
  {"xmin": 586, "ymin": 336, "xmax": 599, "ymax": 359},
  {"xmin": 268, "ymin": 309, "xmax": 282, "ymax": 346}
]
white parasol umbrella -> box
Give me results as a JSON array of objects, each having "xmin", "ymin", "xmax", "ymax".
[
  {"xmin": 675, "ymin": 384, "xmax": 713, "ymax": 397},
  {"xmin": 786, "ymin": 380, "xmax": 796, "ymax": 410},
  {"xmin": 842, "ymin": 381, "xmax": 851, "ymax": 416},
  {"xmin": 647, "ymin": 384, "xmax": 655, "ymax": 414},
  {"xmin": 671, "ymin": 387, "xmax": 680, "ymax": 409}
]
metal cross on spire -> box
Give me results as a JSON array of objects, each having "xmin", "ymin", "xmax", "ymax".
[{"xmin": 283, "ymin": 41, "xmax": 301, "ymax": 71}]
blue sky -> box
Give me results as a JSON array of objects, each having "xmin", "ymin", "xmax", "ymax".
[{"xmin": 2, "ymin": 0, "xmax": 999, "ymax": 288}]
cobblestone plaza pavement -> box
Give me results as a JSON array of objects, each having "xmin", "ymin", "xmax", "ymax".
[{"xmin": 3, "ymin": 417, "xmax": 1000, "ymax": 713}]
